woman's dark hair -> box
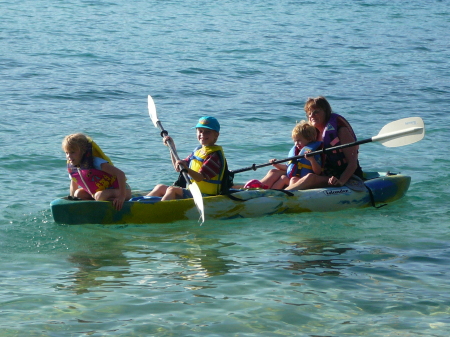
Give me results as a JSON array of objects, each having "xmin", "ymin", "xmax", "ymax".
[{"xmin": 304, "ymin": 96, "xmax": 332, "ymax": 121}]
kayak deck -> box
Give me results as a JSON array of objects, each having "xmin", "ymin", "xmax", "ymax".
[{"xmin": 50, "ymin": 172, "xmax": 411, "ymax": 225}]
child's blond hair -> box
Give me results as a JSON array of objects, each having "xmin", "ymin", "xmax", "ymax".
[
  {"xmin": 62, "ymin": 133, "xmax": 90, "ymax": 153},
  {"xmin": 291, "ymin": 121, "xmax": 317, "ymax": 143}
]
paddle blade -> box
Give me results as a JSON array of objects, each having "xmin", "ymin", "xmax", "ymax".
[
  {"xmin": 148, "ymin": 95, "xmax": 159, "ymax": 127},
  {"xmin": 374, "ymin": 117, "xmax": 425, "ymax": 147},
  {"xmin": 189, "ymin": 182, "xmax": 205, "ymax": 224}
]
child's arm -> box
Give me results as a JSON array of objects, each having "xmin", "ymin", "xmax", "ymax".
[
  {"xmin": 162, "ymin": 137, "xmax": 189, "ymax": 172},
  {"xmin": 174, "ymin": 158, "xmax": 190, "ymax": 172},
  {"xmin": 270, "ymin": 159, "xmax": 287, "ymax": 172},
  {"xmin": 100, "ymin": 163, "xmax": 128, "ymax": 199},
  {"xmin": 305, "ymin": 153, "xmax": 322, "ymax": 175},
  {"xmin": 175, "ymin": 152, "xmax": 222, "ymax": 183},
  {"xmin": 175, "ymin": 160, "xmax": 204, "ymax": 182},
  {"xmin": 69, "ymin": 179, "xmax": 78, "ymax": 196},
  {"xmin": 160, "ymin": 136, "xmax": 179, "ymax": 170}
]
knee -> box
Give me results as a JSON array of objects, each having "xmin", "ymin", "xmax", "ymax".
[
  {"xmin": 165, "ymin": 186, "xmax": 178, "ymax": 195},
  {"xmin": 154, "ymin": 184, "xmax": 168, "ymax": 193},
  {"xmin": 75, "ymin": 188, "xmax": 92, "ymax": 200},
  {"xmin": 94, "ymin": 191, "xmax": 104, "ymax": 201},
  {"xmin": 303, "ymin": 173, "xmax": 315, "ymax": 180},
  {"xmin": 268, "ymin": 169, "xmax": 280, "ymax": 175},
  {"xmin": 161, "ymin": 186, "xmax": 182, "ymax": 201},
  {"xmin": 74, "ymin": 189, "xmax": 82, "ymax": 198}
]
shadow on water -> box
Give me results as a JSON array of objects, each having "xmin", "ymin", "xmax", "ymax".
[
  {"xmin": 61, "ymin": 224, "xmax": 236, "ymax": 294},
  {"xmin": 66, "ymin": 250, "xmax": 131, "ymax": 295},
  {"xmin": 280, "ymin": 238, "xmax": 355, "ymax": 277},
  {"xmin": 48, "ymin": 210, "xmax": 371, "ymax": 295},
  {"xmin": 59, "ymin": 218, "xmax": 367, "ymax": 295}
]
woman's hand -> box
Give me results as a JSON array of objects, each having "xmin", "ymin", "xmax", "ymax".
[{"xmin": 328, "ymin": 176, "xmax": 344, "ymax": 187}]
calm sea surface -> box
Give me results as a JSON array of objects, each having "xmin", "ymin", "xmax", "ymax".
[{"xmin": 1, "ymin": 0, "xmax": 450, "ymax": 336}]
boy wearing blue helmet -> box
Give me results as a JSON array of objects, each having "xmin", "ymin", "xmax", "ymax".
[{"xmin": 147, "ymin": 117, "xmax": 229, "ymax": 201}]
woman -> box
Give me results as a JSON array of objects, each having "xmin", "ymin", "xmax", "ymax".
[{"xmin": 286, "ymin": 96, "xmax": 363, "ymax": 191}]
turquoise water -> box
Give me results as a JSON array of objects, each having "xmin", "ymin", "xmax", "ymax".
[{"xmin": 1, "ymin": 0, "xmax": 450, "ymax": 335}]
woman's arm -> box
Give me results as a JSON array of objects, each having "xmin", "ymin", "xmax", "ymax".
[{"xmin": 330, "ymin": 126, "xmax": 359, "ymax": 186}]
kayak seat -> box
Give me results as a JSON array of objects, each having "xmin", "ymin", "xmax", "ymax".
[{"xmin": 129, "ymin": 196, "xmax": 162, "ymax": 204}]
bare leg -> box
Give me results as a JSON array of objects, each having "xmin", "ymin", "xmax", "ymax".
[
  {"xmin": 260, "ymin": 169, "xmax": 286, "ymax": 189},
  {"xmin": 146, "ymin": 184, "xmax": 169, "ymax": 197},
  {"xmin": 286, "ymin": 173, "xmax": 329, "ymax": 191},
  {"xmin": 290, "ymin": 176, "xmax": 301, "ymax": 185},
  {"xmin": 161, "ymin": 186, "xmax": 184, "ymax": 201},
  {"xmin": 95, "ymin": 188, "xmax": 132, "ymax": 201},
  {"xmin": 271, "ymin": 175, "xmax": 290, "ymax": 189},
  {"xmin": 74, "ymin": 188, "xmax": 94, "ymax": 200}
]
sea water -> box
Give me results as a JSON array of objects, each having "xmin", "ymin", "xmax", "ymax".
[{"xmin": 1, "ymin": 0, "xmax": 450, "ymax": 336}]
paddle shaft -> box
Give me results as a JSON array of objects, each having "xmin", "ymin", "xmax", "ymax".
[
  {"xmin": 231, "ymin": 139, "xmax": 368, "ymax": 174},
  {"xmin": 231, "ymin": 126, "xmax": 423, "ymax": 174},
  {"xmin": 232, "ymin": 122, "xmax": 423, "ymax": 174},
  {"xmin": 154, "ymin": 120, "xmax": 192, "ymax": 184}
]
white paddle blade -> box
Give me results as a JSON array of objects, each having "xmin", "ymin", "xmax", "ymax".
[
  {"xmin": 373, "ymin": 117, "xmax": 425, "ymax": 147},
  {"xmin": 147, "ymin": 95, "xmax": 159, "ymax": 127},
  {"xmin": 189, "ymin": 182, "xmax": 205, "ymax": 224}
]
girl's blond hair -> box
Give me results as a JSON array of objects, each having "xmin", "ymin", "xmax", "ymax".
[{"xmin": 62, "ymin": 133, "xmax": 90, "ymax": 153}]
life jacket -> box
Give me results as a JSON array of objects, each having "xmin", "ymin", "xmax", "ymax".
[
  {"xmin": 67, "ymin": 139, "xmax": 119, "ymax": 197},
  {"xmin": 322, "ymin": 113, "xmax": 363, "ymax": 178},
  {"xmin": 286, "ymin": 141, "xmax": 322, "ymax": 178},
  {"xmin": 188, "ymin": 145, "xmax": 226, "ymax": 195}
]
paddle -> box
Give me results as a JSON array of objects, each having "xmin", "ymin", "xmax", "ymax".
[
  {"xmin": 231, "ymin": 117, "xmax": 425, "ymax": 174},
  {"xmin": 147, "ymin": 95, "xmax": 205, "ymax": 224}
]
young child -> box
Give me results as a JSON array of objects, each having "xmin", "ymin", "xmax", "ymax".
[
  {"xmin": 244, "ymin": 121, "xmax": 322, "ymax": 189},
  {"xmin": 147, "ymin": 116, "xmax": 228, "ymax": 201},
  {"xmin": 62, "ymin": 133, "xmax": 131, "ymax": 211}
]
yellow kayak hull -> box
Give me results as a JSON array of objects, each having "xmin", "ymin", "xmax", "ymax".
[{"xmin": 50, "ymin": 172, "xmax": 410, "ymax": 225}]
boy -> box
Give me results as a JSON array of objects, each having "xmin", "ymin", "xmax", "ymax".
[{"xmin": 147, "ymin": 116, "xmax": 228, "ymax": 201}]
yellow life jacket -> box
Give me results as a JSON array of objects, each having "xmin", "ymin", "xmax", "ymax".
[
  {"xmin": 87, "ymin": 137, "xmax": 114, "ymax": 166},
  {"xmin": 188, "ymin": 145, "xmax": 226, "ymax": 195}
]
